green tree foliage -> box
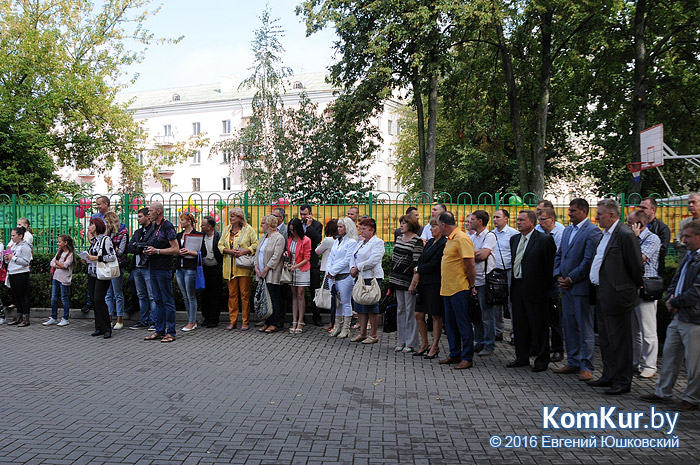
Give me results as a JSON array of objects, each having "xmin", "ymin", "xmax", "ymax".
[
  {"xmin": 0, "ymin": 0, "xmax": 179, "ymax": 196},
  {"xmin": 215, "ymin": 7, "xmax": 375, "ymax": 197}
]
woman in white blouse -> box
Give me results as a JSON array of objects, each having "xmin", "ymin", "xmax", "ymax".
[
  {"xmin": 315, "ymin": 219, "xmax": 338, "ymax": 330},
  {"xmin": 325, "ymin": 217, "xmax": 358, "ymax": 339},
  {"xmin": 349, "ymin": 217, "xmax": 385, "ymax": 344}
]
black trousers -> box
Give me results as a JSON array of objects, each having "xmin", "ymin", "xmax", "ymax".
[
  {"xmin": 309, "ymin": 266, "xmax": 321, "ymax": 320},
  {"xmin": 9, "ymin": 272, "xmax": 30, "ymax": 316},
  {"xmin": 201, "ymin": 265, "xmax": 223, "ymax": 324},
  {"xmin": 596, "ymin": 299, "xmax": 633, "ymax": 389},
  {"xmin": 88, "ymin": 275, "xmax": 112, "ymax": 333},
  {"xmin": 265, "ymin": 283, "xmax": 282, "ymax": 327},
  {"xmin": 511, "ymin": 279, "xmax": 550, "ymax": 368}
]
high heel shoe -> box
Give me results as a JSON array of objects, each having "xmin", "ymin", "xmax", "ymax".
[
  {"xmin": 424, "ymin": 348, "xmax": 441, "ymax": 359},
  {"xmin": 412, "ymin": 346, "xmax": 430, "ymax": 356},
  {"xmin": 294, "ymin": 322, "xmax": 305, "ymax": 333}
]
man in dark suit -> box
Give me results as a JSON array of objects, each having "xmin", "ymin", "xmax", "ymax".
[
  {"xmin": 552, "ymin": 199, "xmax": 602, "ymax": 381},
  {"xmin": 506, "ymin": 210, "xmax": 556, "ymax": 372},
  {"xmin": 200, "ymin": 215, "xmax": 223, "ymax": 327},
  {"xmin": 300, "ymin": 204, "xmax": 324, "ymax": 326},
  {"xmin": 588, "ymin": 199, "xmax": 644, "ymax": 395}
]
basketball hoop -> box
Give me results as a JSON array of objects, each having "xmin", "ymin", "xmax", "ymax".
[{"xmin": 627, "ymin": 161, "xmax": 652, "ymax": 181}]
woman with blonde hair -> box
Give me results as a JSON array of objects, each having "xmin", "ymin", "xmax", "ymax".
[
  {"xmin": 326, "ymin": 217, "xmax": 358, "ymax": 338},
  {"xmin": 220, "ymin": 207, "xmax": 258, "ymax": 331},
  {"xmin": 104, "ymin": 211, "xmax": 128, "ymax": 330},
  {"xmin": 255, "ymin": 214, "xmax": 286, "ymax": 333}
]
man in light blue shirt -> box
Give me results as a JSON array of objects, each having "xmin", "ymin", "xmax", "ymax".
[{"xmin": 491, "ymin": 209, "xmax": 517, "ymax": 342}]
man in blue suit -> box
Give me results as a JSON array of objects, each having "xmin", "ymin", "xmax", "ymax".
[{"xmin": 552, "ymin": 199, "xmax": 602, "ymax": 381}]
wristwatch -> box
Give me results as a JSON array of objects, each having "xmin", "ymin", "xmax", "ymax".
[{"xmin": 157, "ymin": 249, "xmax": 160, "ymax": 255}]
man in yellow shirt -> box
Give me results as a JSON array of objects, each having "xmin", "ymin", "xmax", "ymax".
[{"xmin": 438, "ymin": 212, "xmax": 477, "ymax": 370}]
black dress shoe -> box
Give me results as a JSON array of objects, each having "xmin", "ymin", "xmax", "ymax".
[
  {"xmin": 495, "ymin": 334, "xmax": 503, "ymax": 342},
  {"xmin": 103, "ymin": 332, "xmax": 112, "ymax": 339},
  {"xmin": 551, "ymin": 352, "xmax": 564, "ymax": 362},
  {"xmin": 474, "ymin": 344, "xmax": 484, "ymax": 353},
  {"xmin": 587, "ymin": 378, "xmax": 613, "ymax": 387},
  {"xmin": 81, "ymin": 305, "xmax": 93, "ymax": 314},
  {"xmin": 506, "ymin": 360, "xmax": 530, "ymax": 368},
  {"xmin": 90, "ymin": 330, "xmax": 103, "ymax": 337},
  {"xmin": 604, "ymin": 386, "xmax": 631, "ymax": 395},
  {"xmin": 424, "ymin": 349, "xmax": 440, "ymax": 360},
  {"xmin": 532, "ymin": 365, "xmax": 549, "ymax": 372}
]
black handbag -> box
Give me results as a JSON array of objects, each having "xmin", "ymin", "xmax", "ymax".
[
  {"xmin": 485, "ymin": 232, "xmax": 509, "ymax": 306},
  {"xmin": 468, "ymin": 292, "xmax": 482, "ymax": 325},
  {"xmin": 641, "ymin": 276, "xmax": 664, "ymax": 301}
]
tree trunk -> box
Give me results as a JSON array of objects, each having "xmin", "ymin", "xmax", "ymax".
[
  {"xmin": 496, "ymin": 21, "xmax": 528, "ymax": 194},
  {"xmin": 533, "ymin": 11, "xmax": 553, "ymax": 199},
  {"xmin": 423, "ymin": 73, "xmax": 438, "ymax": 198},
  {"xmin": 412, "ymin": 72, "xmax": 427, "ymax": 194},
  {"xmin": 631, "ymin": 0, "xmax": 647, "ymax": 194}
]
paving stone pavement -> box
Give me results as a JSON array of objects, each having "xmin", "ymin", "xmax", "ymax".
[{"xmin": 1, "ymin": 317, "xmax": 698, "ymax": 464}]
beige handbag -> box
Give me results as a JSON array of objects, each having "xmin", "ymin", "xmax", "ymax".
[
  {"xmin": 352, "ymin": 265, "xmax": 381, "ymax": 305},
  {"xmin": 314, "ymin": 273, "xmax": 332, "ymax": 309}
]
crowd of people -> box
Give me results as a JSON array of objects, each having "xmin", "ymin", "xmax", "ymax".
[{"xmin": 1, "ymin": 194, "xmax": 699, "ymax": 411}]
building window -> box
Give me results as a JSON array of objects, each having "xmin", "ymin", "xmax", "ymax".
[
  {"xmin": 388, "ymin": 148, "xmax": 393, "ymax": 163},
  {"xmin": 192, "ymin": 178, "xmax": 201, "ymax": 192},
  {"xmin": 192, "ymin": 122, "xmax": 201, "ymax": 136},
  {"xmin": 222, "ymin": 119, "xmax": 231, "ymax": 134},
  {"xmin": 222, "ymin": 177, "xmax": 231, "ymax": 191},
  {"xmin": 162, "ymin": 179, "xmax": 172, "ymax": 193},
  {"xmin": 192, "ymin": 150, "xmax": 201, "ymax": 164},
  {"xmin": 164, "ymin": 124, "xmax": 172, "ymax": 136},
  {"xmin": 387, "ymin": 119, "xmax": 394, "ymax": 136},
  {"xmin": 241, "ymin": 116, "xmax": 251, "ymax": 128},
  {"xmin": 172, "ymin": 93, "xmax": 180, "ymax": 102},
  {"xmin": 135, "ymin": 153, "xmax": 144, "ymax": 165},
  {"xmin": 293, "ymin": 81, "xmax": 304, "ymax": 90},
  {"xmin": 387, "ymin": 177, "xmax": 393, "ymax": 191},
  {"xmin": 375, "ymin": 175, "xmax": 381, "ymax": 190},
  {"xmin": 222, "ymin": 150, "xmax": 231, "ymax": 164}
]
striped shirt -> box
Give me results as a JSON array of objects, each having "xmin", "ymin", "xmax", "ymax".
[{"xmin": 389, "ymin": 235, "xmax": 423, "ymax": 290}]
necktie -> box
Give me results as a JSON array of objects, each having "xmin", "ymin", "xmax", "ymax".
[
  {"xmin": 513, "ymin": 236, "xmax": 527, "ymax": 278},
  {"xmin": 568, "ymin": 225, "xmax": 578, "ymax": 246}
]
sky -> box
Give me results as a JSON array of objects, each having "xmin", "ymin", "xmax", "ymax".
[{"xmin": 122, "ymin": 0, "xmax": 338, "ymax": 92}]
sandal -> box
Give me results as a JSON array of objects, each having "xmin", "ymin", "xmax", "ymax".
[
  {"xmin": 289, "ymin": 321, "xmax": 298, "ymax": 333},
  {"xmin": 394, "ymin": 346, "xmax": 405, "ymax": 352},
  {"xmin": 264, "ymin": 326, "xmax": 278, "ymax": 333},
  {"xmin": 258, "ymin": 325, "xmax": 268, "ymax": 332},
  {"xmin": 294, "ymin": 322, "xmax": 305, "ymax": 333},
  {"xmin": 161, "ymin": 334, "xmax": 176, "ymax": 343},
  {"xmin": 144, "ymin": 333, "xmax": 163, "ymax": 341},
  {"xmin": 362, "ymin": 336, "xmax": 378, "ymax": 344}
]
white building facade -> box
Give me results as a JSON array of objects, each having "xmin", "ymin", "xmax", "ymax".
[{"xmin": 62, "ymin": 73, "xmax": 403, "ymax": 196}]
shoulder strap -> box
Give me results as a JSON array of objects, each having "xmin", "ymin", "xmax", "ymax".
[{"xmin": 489, "ymin": 230, "xmax": 506, "ymax": 270}]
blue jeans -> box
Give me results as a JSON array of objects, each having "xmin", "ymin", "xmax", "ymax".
[
  {"xmin": 150, "ymin": 269, "xmax": 176, "ymax": 336},
  {"xmin": 132, "ymin": 267, "xmax": 156, "ymax": 326},
  {"xmin": 105, "ymin": 272, "xmax": 125, "ymax": 317},
  {"xmin": 473, "ymin": 285, "xmax": 496, "ymax": 351},
  {"xmin": 176, "ymin": 268, "xmax": 198, "ymax": 323},
  {"xmin": 443, "ymin": 290, "xmax": 474, "ymax": 362},
  {"xmin": 50, "ymin": 279, "xmax": 70, "ymax": 320}
]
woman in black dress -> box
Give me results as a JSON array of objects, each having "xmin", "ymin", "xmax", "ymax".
[{"xmin": 409, "ymin": 218, "xmax": 447, "ymax": 359}]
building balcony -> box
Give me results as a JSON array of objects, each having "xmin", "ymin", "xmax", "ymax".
[{"xmin": 154, "ymin": 135, "xmax": 175, "ymax": 146}]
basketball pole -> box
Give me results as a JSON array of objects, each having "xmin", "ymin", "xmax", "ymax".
[{"xmin": 654, "ymin": 166, "xmax": 674, "ymax": 197}]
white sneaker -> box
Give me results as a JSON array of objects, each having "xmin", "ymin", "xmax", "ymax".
[
  {"xmin": 640, "ymin": 368, "xmax": 656, "ymax": 378},
  {"xmin": 42, "ymin": 317, "xmax": 58, "ymax": 326},
  {"xmin": 113, "ymin": 322, "xmax": 123, "ymax": 330},
  {"xmin": 57, "ymin": 318, "xmax": 70, "ymax": 326},
  {"xmin": 0, "ymin": 318, "xmax": 5, "ymax": 325}
]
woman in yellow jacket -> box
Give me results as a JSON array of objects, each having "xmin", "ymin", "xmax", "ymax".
[{"xmin": 219, "ymin": 207, "xmax": 258, "ymax": 331}]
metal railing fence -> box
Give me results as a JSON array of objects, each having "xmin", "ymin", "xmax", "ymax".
[{"xmin": 0, "ymin": 191, "xmax": 692, "ymax": 258}]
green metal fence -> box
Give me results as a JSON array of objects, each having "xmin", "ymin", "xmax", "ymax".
[{"xmin": 0, "ymin": 191, "xmax": 692, "ymax": 256}]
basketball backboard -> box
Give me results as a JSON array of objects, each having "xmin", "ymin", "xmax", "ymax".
[{"xmin": 640, "ymin": 124, "xmax": 664, "ymax": 168}]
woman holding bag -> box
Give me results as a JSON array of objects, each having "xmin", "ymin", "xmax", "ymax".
[
  {"xmin": 83, "ymin": 218, "xmax": 117, "ymax": 338},
  {"xmin": 4, "ymin": 227, "xmax": 32, "ymax": 327},
  {"xmin": 349, "ymin": 217, "xmax": 385, "ymax": 344},
  {"xmin": 220, "ymin": 208, "xmax": 258, "ymax": 331},
  {"xmin": 326, "ymin": 217, "xmax": 358, "ymax": 339},
  {"xmin": 255, "ymin": 214, "xmax": 285, "ymax": 333}
]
